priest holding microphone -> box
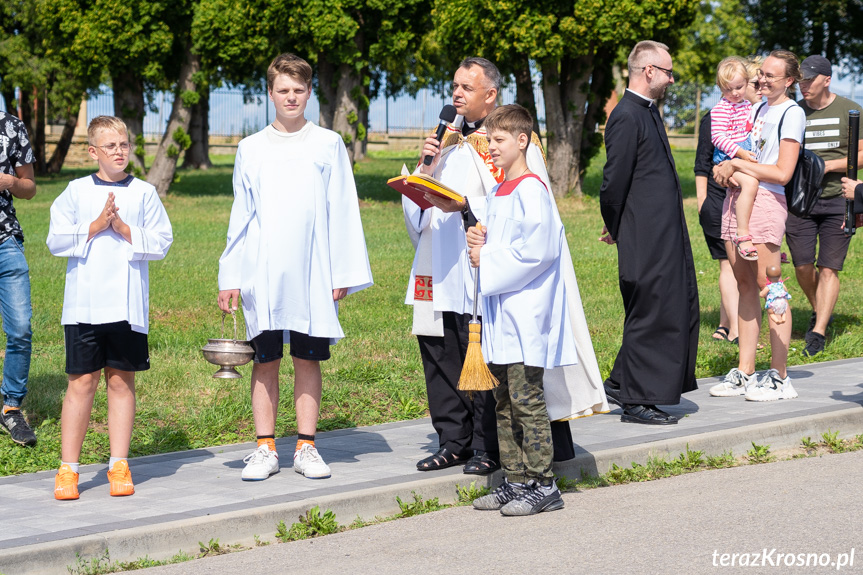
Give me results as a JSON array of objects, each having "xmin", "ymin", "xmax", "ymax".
[{"xmin": 405, "ymin": 57, "xmax": 606, "ymax": 474}]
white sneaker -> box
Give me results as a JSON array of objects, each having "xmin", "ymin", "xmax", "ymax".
[
  {"xmin": 709, "ymin": 368, "xmax": 757, "ymax": 397},
  {"xmin": 745, "ymin": 369, "xmax": 798, "ymax": 402},
  {"xmin": 293, "ymin": 443, "xmax": 331, "ymax": 479},
  {"xmin": 241, "ymin": 444, "xmax": 279, "ymax": 481}
]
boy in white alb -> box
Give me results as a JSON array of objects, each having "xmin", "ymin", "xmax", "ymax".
[
  {"xmin": 467, "ymin": 105, "xmax": 575, "ymax": 516},
  {"xmin": 218, "ymin": 54, "xmax": 372, "ymax": 481},
  {"xmin": 47, "ymin": 116, "xmax": 173, "ymax": 500}
]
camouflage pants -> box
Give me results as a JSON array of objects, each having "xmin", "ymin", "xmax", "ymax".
[{"xmin": 489, "ymin": 362, "xmax": 553, "ymax": 484}]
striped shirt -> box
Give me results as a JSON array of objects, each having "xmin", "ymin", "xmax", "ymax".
[{"xmin": 711, "ymin": 97, "xmax": 753, "ymax": 158}]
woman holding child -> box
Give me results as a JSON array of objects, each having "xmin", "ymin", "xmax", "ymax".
[
  {"xmin": 696, "ymin": 57, "xmax": 763, "ymax": 345},
  {"xmin": 710, "ymin": 50, "xmax": 805, "ymax": 402}
]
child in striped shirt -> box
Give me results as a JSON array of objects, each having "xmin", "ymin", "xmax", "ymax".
[{"xmin": 712, "ymin": 56, "xmax": 760, "ymax": 261}]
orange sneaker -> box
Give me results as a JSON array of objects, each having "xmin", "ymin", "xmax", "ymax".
[
  {"xmin": 54, "ymin": 464, "xmax": 79, "ymax": 500},
  {"xmin": 107, "ymin": 460, "xmax": 135, "ymax": 496}
]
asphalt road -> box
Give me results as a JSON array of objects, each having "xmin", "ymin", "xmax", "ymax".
[{"xmin": 135, "ymin": 451, "xmax": 863, "ymax": 575}]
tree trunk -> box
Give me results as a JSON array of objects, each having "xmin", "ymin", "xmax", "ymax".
[
  {"xmin": 317, "ymin": 55, "xmax": 336, "ymax": 130},
  {"xmin": 318, "ymin": 53, "xmax": 361, "ymax": 164},
  {"xmin": 112, "ymin": 68, "xmax": 147, "ymax": 175},
  {"xmin": 18, "ymin": 88, "xmax": 46, "ymax": 175},
  {"xmin": 18, "ymin": 89, "xmax": 31, "ymax": 135},
  {"xmin": 33, "ymin": 87, "xmax": 47, "ymax": 175},
  {"xmin": 46, "ymin": 108, "xmax": 80, "ymax": 174},
  {"xmin": 332, "ymin": 64, "xmax": 360, "ymax": 164},
  {"xmin": 147, "ymin": 49, "xmax": 199, "ymax": 197},
  {"xmin": 355, "ymin": 101, "xmax": 368, "ymax": 161},
  {"xmin": 580, "ymin": 50, "xmax": 615, "ymax": 188},
  {"xmin": 514, "ymin": 58, "xmax": 541, "ymax": 137},
  {"xmin": 182, "ymin": 87, "xmax": 212, "ymax": 170},
  {"xmin": 0, "ymin": 86, "xmax": 14, "ymax": 116},
  {"xmin": 541, "ymin": 55, "xmax": 592, "ymax": 197}
]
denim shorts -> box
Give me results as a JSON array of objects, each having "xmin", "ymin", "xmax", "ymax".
[{"xmin": 713, "ymin": 137, "xmax": 752, "ymax": 164}]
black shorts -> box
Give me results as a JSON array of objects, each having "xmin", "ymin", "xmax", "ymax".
[
  {"xmin": 785, "ymin": 195, "xmax": 851, "ymax": 271},
  {"xmin": 65, "ymin": 322, "xmax": 150, "ymax": 375},
  {"xmin": 701, "ymin": 230, "xmax": 728, "ymax": 260},
  {"xmin": 251, "ymin": 330, "xmax": 331, "ymax": 363},
  {"xmin": 698, "ymin": 190, "xmax": 728, "ymax": 261}
]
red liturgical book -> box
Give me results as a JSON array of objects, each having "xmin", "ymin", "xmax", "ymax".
[{"xmin": 387, "ymin": 173, "xmax": 465, "ymax": 210}]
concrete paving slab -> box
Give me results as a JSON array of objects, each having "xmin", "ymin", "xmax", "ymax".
[{"xmin": 1, "ymin": 357, "xmax": 862, "ymax": 575}]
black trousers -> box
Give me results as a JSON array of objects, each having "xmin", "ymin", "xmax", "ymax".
[
  {"xmin": 417, "ymin": 311, "xmax": 575, "ymax": 461},
  {"xmin": 417, "ymin": 312, "xmax": 497, "ymax": 454}
]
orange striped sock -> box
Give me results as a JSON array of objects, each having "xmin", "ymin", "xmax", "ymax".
[
  {"xmin": 257, "ymin": 438, "xmax": 276, "ymax": 452},
  {"xmin": 295, "ymin": 439, "xmax": 315, "ymax": 452}
]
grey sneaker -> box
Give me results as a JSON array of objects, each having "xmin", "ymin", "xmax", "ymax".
[
  {"xmin": 745, "ymin": 369, "xmax": 798, "ymax": 402},
  {"xmin": 500, "ymin": 479, "xmax": 564, "ymax": 516},
  {"xmin": 0, "ymin": 408, "xmax": 37, "ymax": 446},
  {"xmin": 709, "ymin": 368, "xmax": 757, "ymax": 397},
  {"xmin": 472, "ymin": 479, "xmax": 526, "ymax": 510}
]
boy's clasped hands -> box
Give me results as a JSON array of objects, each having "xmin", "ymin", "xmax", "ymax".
[{"xmin": 89, "ymin": 191, "xmax": 131, "ymax": 243}]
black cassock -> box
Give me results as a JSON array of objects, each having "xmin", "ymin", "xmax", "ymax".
[{"xmin": 599, "ymin": 90, "xmax": 699, "ymax": 405}]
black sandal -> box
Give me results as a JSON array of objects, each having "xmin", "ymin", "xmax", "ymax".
[
  {"xmin": 712, "ymin": 326, "xmax": 730, "ymax": 341},
  {"xmin": 416, "ymin": 448, "xmax": 467, "ymax": 471},
  {"xmin": 463, "ymin": 451, "xmax": 501, "ymax": 475}
]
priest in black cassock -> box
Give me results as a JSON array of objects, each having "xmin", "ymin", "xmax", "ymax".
[{"xmin": 599, "ymin": 40, "xmax": 699, "ymax": 425}]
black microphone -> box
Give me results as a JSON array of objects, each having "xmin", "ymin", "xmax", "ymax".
[{"xmin": 423, "ymin": 104, "xmax": 458, "ymax": 166}]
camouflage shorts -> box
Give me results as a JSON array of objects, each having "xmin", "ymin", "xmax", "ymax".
[{"xmin": 489, "ymin": 362, "xmax": 553, "ymax": 483}]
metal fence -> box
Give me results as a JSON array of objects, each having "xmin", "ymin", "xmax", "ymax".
[
  {"xmin": 6, "ymin": 82, "xmax": 859, "ymax": 138},
  {"xmin": 83, "ymin": 84, "xmax": 547, "ymax": 138}
]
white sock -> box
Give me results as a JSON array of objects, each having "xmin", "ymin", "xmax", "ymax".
[
  {"xmin": 108, "ymin": 457, "xmax": 126, "ymax": 468},
  {"xmin": 61, "ymin": 461, "xmax": 79, "ymax": 473}
]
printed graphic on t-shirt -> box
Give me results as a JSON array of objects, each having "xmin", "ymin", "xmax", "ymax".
[
  {"xmin": 805, "ymin": 117, "xmax": 842, "ymax": 150},
  {"xmin": 0, "ymin": 112, "xmax": 34, "ymax": 243}
]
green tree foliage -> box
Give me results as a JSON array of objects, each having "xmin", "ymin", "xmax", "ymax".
[
  {"xmin": 41, "ymin": 0, "xmax": 195, "ymax": 174},
  {"xmin": 670, "ymin": 0, "xmax": 758, "ymax": 133},
  {"xmin": 674, "ymin": 0, "xmax": 759, "ymax": 86},
  {"xmin": 433, "ymin": 0, "xmax": 699, "ymax": 196},
  {"xmin": 194, "ymin": 0, "xmax": 430, "ymax": 163},
  {"xmin": 746, "ymin": 0, "xmax": 863, "ymax": 72},
  {"xmin": 286, "ymin": 0, "xmax": 431, "ymax": 161},
  {"xmin": 192, "ymin": 0, "xmax": 273, "ymax": 89},
  {"xmin": 0, "ymin": 0, "xmax": 89, "ymax": 174}
]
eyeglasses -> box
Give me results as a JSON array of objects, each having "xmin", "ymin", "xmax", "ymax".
[
  {"xmin": 750, "ymin": 80, "xmax": 761, "ymax": 88},
  {"xmin": 643, "ymin": 64, "xmax": 674, "ymax": 80},
  {"xmin": 758, "ymin": 71, "xmax": 787, "ymax": 84},
  {"xmin": 94, "ymin": 142, "xmax": 131, "ymax": 155}
]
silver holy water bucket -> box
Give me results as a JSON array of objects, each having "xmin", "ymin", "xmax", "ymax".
[{"xmin": 201, "ymin": 311, "xmax": 254, "ymax": 379}]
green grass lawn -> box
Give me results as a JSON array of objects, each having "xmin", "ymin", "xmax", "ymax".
[{"xmin": 2, "ymin": 148, "xmax": 861, "ymax": 475}]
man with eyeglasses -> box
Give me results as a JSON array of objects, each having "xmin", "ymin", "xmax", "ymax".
[
  {"xmin": 0, "ymin": 110, "xmax": 37, "ymax": 447},
  {"xmin": 786, "ymin": 55, "xmax": 863, "ymax": 357},
  {"xmin": 599, "ymin": 40, "xmax": 699, "ymax": 425}
]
